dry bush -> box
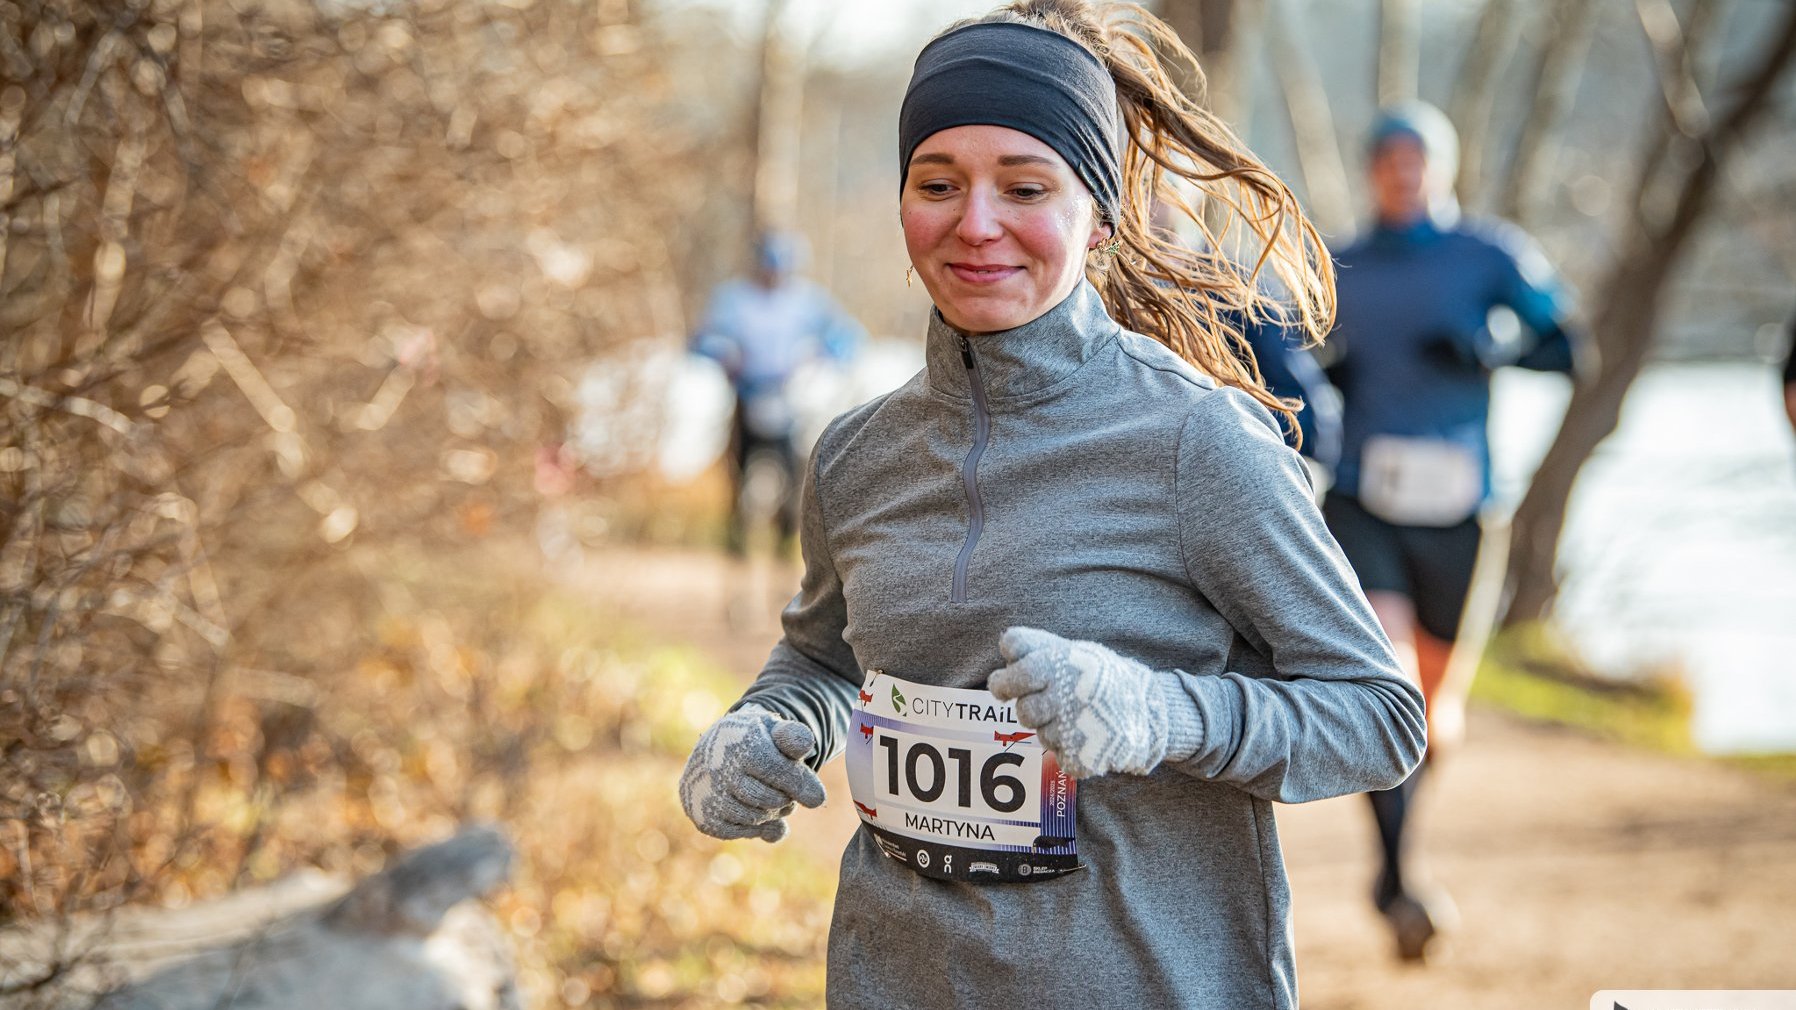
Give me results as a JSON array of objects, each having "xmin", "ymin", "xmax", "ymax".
[{"xmin": 0, "ymin": 0, "xmax": 791, "ymax": 1004}]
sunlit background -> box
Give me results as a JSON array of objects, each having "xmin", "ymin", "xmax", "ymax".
[{"xmin": 2, "ymin": 0, "xmax": 1793, "ymax": 1007}]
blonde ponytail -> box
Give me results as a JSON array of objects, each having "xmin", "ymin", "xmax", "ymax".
[{"xmin": 946, "ymin": 0, "xmax": 1336, "ymax": 438}]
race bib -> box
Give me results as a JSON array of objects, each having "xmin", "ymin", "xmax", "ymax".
[
  {"xmin": 846, "ymin": 670, "xmax": 1080, "ymax": 884},
  {"xmin": 1359, "ymin": 435, "xmax": 1482, "ymax": 527}
]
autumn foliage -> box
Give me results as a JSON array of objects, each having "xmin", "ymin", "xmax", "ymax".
[{"xmin": 1, "ymin": 0, "xmax": 814, "ymax": 1004}]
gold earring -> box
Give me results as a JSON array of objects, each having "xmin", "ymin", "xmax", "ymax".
[
  {"xmin": 905, "ymin": 266, "xmax": 914, "ymax": 288},
  {"xmin": 1096, "ymin": 234, "xmax": 1122, "ymax": 257}
]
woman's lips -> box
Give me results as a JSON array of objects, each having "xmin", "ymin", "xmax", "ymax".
[{"xmin": 947, "ymin": 263, "xmax": 1021, "ymax": 285}]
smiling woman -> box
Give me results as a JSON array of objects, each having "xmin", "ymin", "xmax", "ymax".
[
  {"xmin": 677, "ymin": 3, "xmax": 1427, "ymax": 1009},
  {"xmin": 902, "ymin": 128, "xmax": 1108, "ymax": 334}
]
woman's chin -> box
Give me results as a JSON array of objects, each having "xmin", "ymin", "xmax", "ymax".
[
  {"xmin": 937, "ymin": 296, "xmax": 1036, "ymax": 336},
  {"xmin": 945, "ymin": 311, "xmax": 1025, "ymax": 335}
]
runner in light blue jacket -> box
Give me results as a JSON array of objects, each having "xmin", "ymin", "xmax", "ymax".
[{"xmin": 679, "ymin": 4, "xmax": 1425, "ymax": 1007}]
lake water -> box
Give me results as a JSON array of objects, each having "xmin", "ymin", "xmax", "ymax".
[
  {"xmin": 638, "ymin": 350, "xmax": 1796, "ymax": 755},
  {"xmin": 1490, "ymin": 362, "xmax": 1796, "ymax": 755}
]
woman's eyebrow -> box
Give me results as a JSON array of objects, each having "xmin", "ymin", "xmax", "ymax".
[{"xmin": 907, "ymin": 152, "xmax": 1056, "ymax": 169}]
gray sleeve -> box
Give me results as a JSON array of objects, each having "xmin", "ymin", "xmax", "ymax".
[
  {"xmin": 728, "ymin": 437, "xmax": 860, "ymax": 772},
  {"xmin": 1167, "ymin": 388, "xmax": 1426, "ymax": 802}
]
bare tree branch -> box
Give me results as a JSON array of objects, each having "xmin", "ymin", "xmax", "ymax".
[
  {"xmin": 1636, "ymin": 0, "xmax": 1714, "ymax": 139},
  {"xmin": 0, "ymin": 377, "xmax": 141, "ymax": 436},
  {"xmin": 1501, "ymin": 3, "xmax": 1796, "ymax": 626},
  {"xmin": 1377, "ymin": 0, "xmax": 1421, "ymax": 107},
  {"xmin": 1266, "ymin": 0, "xmax": 1353, "ymax": 235},
  {"xmin": 1449, "ymin": 0, "xmax": 1524, "ymax": 207},
  {"xmin": 1499, "ymin": 0, "xmax": 1600, "ymax": 226}
]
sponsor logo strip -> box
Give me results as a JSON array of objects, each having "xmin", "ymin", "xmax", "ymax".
[{"xmin": 863, "ymin": 823, "xmax": 1081, "ymax": 885}]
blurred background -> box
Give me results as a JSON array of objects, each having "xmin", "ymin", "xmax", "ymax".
[{"xmin": 1, "ymin": 0, "xmax": 1792, "ymax": 1007}]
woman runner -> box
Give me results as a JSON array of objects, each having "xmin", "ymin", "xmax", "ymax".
[{"xmin": 679, "ymin": 3, "xmax": 1426, "ymax": 1007}]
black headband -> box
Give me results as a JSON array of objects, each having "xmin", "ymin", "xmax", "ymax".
[{"xmin": 899, "ymin": 21, "xmax": 1123, "ymax": 224}]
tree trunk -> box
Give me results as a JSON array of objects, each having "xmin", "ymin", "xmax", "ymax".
[
  {"xmin": 1502, "ymin": 237, "xmax": 1681, "ymax": 626},
  {"xmin": 1376, "ymin": 0, "xmax": 1421, "ymax": 107},
  {"xmin": 1158, "ymin": 0, "xmax": 1266, "ymax": 123},
  {"xmin": 1629, "ymin": 0, "xmax": 1724, "ymax": 204},
  {"xmin": 1159, "ymin": 0, "xmax": 1268, "ymax": 242},
  {"xmin": 1500, "ymin": 4, "xmax": 1796, "ymax": 627},
  {"xmin": 1448, "ymin": 0, "xmax": 1524, "ymax": 208},
  {"xmin": 1155, "ymin": 0, "xmax": 1229, "ymax": 103},
  {"xmin": 1266, "ymin": 0, "xmax": 1352, "ymax": 235},
  {"xmin": 1498, "ymin": 0, "xmax": 1599, "ymax": 226},
  {"xmin": 751, "ymin": 0, "xmax": 801, "ymax": 232}
]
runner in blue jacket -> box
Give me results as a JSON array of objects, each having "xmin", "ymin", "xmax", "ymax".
[
  {"xmin": 1325, "ymin": 101, "xmax": 1588, "ymax": 960},
  {"xmin": 1240, "ymin": 311, "xmax": 1341, "ymax": 474},
  {"xmin": 679, "ymin": 3, "xmax": 1425, "ymax": 1007},
  {"xmin": 1781, "ymin": 308, "xmax": 1796, "ymax": 432}
]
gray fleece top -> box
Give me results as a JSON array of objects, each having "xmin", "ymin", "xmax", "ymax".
[{"xmin": 734, "ymin": 280, "xmax": 1426, "ymax": 1010}]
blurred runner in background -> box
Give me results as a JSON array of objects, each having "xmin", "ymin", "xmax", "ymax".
[
  {"xmin": 690, "ymin": 231, "xmax": 865, "ymax": 556},
  {"xmin": 1237, "ymin": 311, "xmax": 1341, "ymax": 485},
  {"xmin": 1782, "ymin": 308, "xmax": 1796, "ymax": 432},
  {"xmin": 1150, "ymin": 199, "xmax": 1341, "ymax": 483},
  {"xmin": 1324, "ymin": 101, "xmax": 1588, "ymax": 962}
]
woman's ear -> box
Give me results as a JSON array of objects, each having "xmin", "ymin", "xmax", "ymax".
[{"xmin": 1088, "ymin": 220, "xmax": 1114, "ymax": 251}]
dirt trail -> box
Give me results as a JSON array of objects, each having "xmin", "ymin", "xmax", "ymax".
[{"xmin": 582, "ymin": 545, "xmax": 1796, "ymax": 1009}]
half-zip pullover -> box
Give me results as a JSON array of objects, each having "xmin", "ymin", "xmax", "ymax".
[
  {"xmin": 733, "ymin": 280, "xmax": 1424, "ymax": 1010},
  {"xmin": 951, "ymin": 334, "xmax": 989, "ymax": 604}
]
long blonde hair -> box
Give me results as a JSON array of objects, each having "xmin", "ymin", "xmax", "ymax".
[{"xmin": 944, "ymin": 0, "xmax": 1335, "ymax": 436}]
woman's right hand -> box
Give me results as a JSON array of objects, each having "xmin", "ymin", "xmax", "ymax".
[{"xmin": 679, "ymin": 704, "xmax": 826, "ymax": 843}]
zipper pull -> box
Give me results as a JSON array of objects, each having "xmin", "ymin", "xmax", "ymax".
[{"xmin": 958, "ymin": 334, "xmax": 975, "ymax": 369}]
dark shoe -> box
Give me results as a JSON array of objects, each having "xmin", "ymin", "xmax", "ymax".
[
  {"xmin": 1381, "ymin": 892, "xmax": 1437, "ymax": 962},
  {"xmin": 1378, "ymin": 885, "xmax": 1458, "ymax": 963}
]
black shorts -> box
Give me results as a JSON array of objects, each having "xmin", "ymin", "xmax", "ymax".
[{"xmin": 1321, "ymin": 494, "xmax": 1481, "ymax": 643}]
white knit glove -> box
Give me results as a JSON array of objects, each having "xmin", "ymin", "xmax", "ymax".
[
  {"xmin": 679, "ymin": 704, "xmax": 826, "ymax": 842},
  {"xmin": 988, "ymin": 626, "xmax": 1203, "ymax": 779}
]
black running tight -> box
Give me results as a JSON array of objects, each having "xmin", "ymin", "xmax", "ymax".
[{"xmin": 1368, "ymin": 759, "xmax": 1428, "ymax": 908}]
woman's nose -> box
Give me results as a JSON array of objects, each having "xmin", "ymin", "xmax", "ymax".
[{"xmin": 955, "ymin": 188, "xmax": 1004, "ymax": 245}]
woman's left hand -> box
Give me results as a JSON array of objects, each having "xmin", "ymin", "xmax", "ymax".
[{"xmin": 988, "ymin": 626, "xmax": 1195, "ymax": 779}]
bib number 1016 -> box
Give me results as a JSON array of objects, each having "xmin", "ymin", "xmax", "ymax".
[{"xmin": 876, "ymin": 734, "xmax": 1026, "ymax": 814}]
